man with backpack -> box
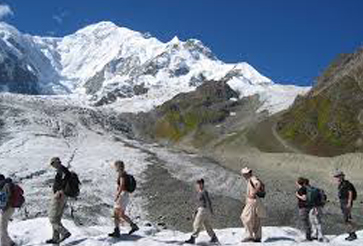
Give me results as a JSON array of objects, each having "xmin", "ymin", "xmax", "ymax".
[
  {"xmin": 46, "ymin": 157, "xmax": 72, "ymax": 244},
  {"xmin": 0, "ymin": 174, "xmax": 15, "ymax": 246},
  {"xmin": 333, "ymin": 170, "xmax": 358, "ymax": 241},
  {"xmin": 109, "ymin": 160, "xmax": 139, "ymax": 238},
  {"xmin": 304, "ymin": 179, "xmax": 326, "ymax": 242},
  {"xmin": 184, "ymin": 179, "xmax": 219, "ymax": 244},
  {"xmin": 240, "ymin": 167, "xmax": 266, "ymax": 243}
]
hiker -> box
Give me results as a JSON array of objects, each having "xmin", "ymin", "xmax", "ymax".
[
  {"xmin": 0, "ymin": 174, "xmax": 15, "ymax": 246},
  {"xmin": 46, "ymin": 157, "xmax": 72, "ymax": 244},
  {"xmin": 109, "ymin": 160, "xmax": 139, "ymax": 237},
  {"xmin": 240, "ymin": 167, "xmax": 266, "ymax": 243},
  {"xmin": 295, "ymin": 177, "xmax": 312, "ymax": 241},
  {"xmin": 305, "ymin": 179, "xmax": 326, "ymax": 242},
  {"xmin": 185, "ymin": 179, "xmax": 219, "ymax": 244},
  {"xmin": 333, "ymin": 170, "xmax": 358, "ymax": 241}
]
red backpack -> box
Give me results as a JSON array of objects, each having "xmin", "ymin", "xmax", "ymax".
[{"xmin": 10, "ymin": 184, "xmax": 25, "ymax": 208}]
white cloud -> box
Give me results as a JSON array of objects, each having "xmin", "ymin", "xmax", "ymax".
[
  {"xmin": 53, "ymin": 10, "xmax": 69, "ymax": 25},
  {"xmin": 53, "ymin": 15, "xmax": 63, "ymax": 24},
  {"xmin": 0, "ymin": 4, "xmax": 13, "ymax": 19}
]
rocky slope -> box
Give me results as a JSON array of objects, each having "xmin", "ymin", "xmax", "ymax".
[{"xmin": 276, "ymin": 48, "xmax": 363, "ymax": 156}]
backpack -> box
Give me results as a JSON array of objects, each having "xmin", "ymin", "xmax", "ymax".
[
  {"xmin": 124, "ymin": 174, "xmax": 137, "ymax": 193},
  {"xmin": 339, "ymin": 180, "xmax": 357, "ymax": 201},
  {"xmin": 64, "ymin": 172, "xmax": 81, "ymax": 198},
  {"xmin": 250, "ymin": 178, "xmax": 266, "ymax": 198},
  {"xmin": 307, "ymin": 186, "xmax": 327, "ymax": 207},
  {"xmin": 0, "ymin": 191, "xmax": 9, "ymax": 210},
  {"xmin": 10, "ymin": 184, "xmax": 25, "ymax": 208},
  {"xmin": 348, "ymin": 181, "xmax": 357, "ymax": 201}
]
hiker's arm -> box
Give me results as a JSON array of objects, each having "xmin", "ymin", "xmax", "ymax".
[
  {"xmin": 205, "ymin": 192, "xmax": 214, "ymax": 215},
  {"xmin": 347, "ymin": 191, "xmax": 353, "ymax": 209},
  {"xmin": 249, "ymin": 179, "xmax": 260, "ymax": 198},
  {"xmin": 115, "ymin": 177, "xmax": 125, "ymax": 200},
  {"xmin": 295, "ymin": 191, "xmax": 307, "ymax": 201}
]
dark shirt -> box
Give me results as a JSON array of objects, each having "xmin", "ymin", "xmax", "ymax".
[
  {"xmin": 196, "ymin": 190, "xmax": 213, "ymax": 213},
  {"xmin": 297, "ymin": 186, "xmax": 307, "ymax": 208},
  {"xmin": 53, "ymin": 165, "xmax": 71, "ymax": 193},
  {"xmin": 338, "ymin": 180, "xmax": 354, "ymax": 201}
]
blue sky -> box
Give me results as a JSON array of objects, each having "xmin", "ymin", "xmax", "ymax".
[{"xmin": 1, "ymin": 0, "xmax": 363, "ymax": 86}]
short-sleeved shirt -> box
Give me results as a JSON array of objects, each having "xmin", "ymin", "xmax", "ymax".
[{"xmin": 297, "ymin": 186, "xmax": 307, "ymax": 208}]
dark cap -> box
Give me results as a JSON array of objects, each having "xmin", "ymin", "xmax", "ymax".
[{"xmin": 196, "ymin": 178, "xmax": 205, "ymax": 185}]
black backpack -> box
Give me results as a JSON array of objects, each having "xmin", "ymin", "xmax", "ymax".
[
  {"xmin": 64, "ymin": 172, "xmax": 81, "ymax": 198},
  {"xmin": 349, "ymin": 181, "xmax": 357, "ymax": 201},
  {"xmin": 124, "ymin": 174, "xmax": 137, "ymax": 193}
]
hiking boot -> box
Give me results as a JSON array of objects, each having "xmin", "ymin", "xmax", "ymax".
[
  {"xmin": 185, "ymin": 236, "xmax": 196, "ymax": 244},
  {"xmin": 128, "ymin": 224, "xmax": 139, "ymax": 235},
  {"xmin": 345, "ymin": 232, "xmax": 357, "ymax": 241},
  {"xmin": 45, "ymin": 239, "xmax": 59, "ymax": 244},
  {"xmin": 108, "ymin": 227, "xmax": 121, "ymax": 238},
  {"xmin": 57, "ymin": 232, "xmax": 72, "ymax": 243},
  {"xmin": 241, "ymin": 237, "xmax": 254, "ymax": 242},
  {"xmin": 210, "ymin": 235, "xmax": 219, "ymax": 243}
]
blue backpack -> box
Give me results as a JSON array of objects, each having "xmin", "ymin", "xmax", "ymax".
[
  {"xmin": 0, "ymin": 191, "xmax": 9, "ymax": 210},
  {"xmin": 307, "ymin": 186, "xmax": 327, "ymax": 207}
]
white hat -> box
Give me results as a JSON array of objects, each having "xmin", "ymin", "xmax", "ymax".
[{"xmin": 241, "ymin": 167, "xmax": 252, "ymax": 174}]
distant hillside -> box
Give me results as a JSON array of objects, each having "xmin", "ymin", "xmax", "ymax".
[{"xmin": 277, "ymin": 48, "xmax": 363, "ymax": 156}]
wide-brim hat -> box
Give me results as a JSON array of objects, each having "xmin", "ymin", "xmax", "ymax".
[
  {"xmin": 333, "ymin": 169, "xmax": 345, "ymax": 177},
  {"xmin": 241, "ymin": 167, "xmax": 252, "ymax": 175}
]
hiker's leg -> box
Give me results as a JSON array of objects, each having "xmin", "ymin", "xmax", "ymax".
[
  {"xmin": 254, "ymin": 216, "xmax": 262, "ymax": 240},
  {"xmin": 119, "ymin": 209, "xmax": 136, "ymax": 227},
  {"xmin": 113, "ymin": 209, "xmax": 121, "ymax": 227},
  {"xmin": 58, "ymin": 196, "xmax": 69, "ymax": 236},
  {"xmin": 49, "ymin": 194, "xmax": 68, "ymax": 240},
  {"xmin": 315, "ymin": 208, "xmax": 324, "ymax": 239},
  {"xmin": 308, "ymin": 209, "xmax": 317, "ymax": 238},
  {"xmin": 299, "ymin": 208, "xmax": 311, "ymax": 240},
  {"xmin": 0, "ymin": 208, "xmax": 15, "ymax": 246},
  {"xmin": 191, "ymin": 209, "xmax": 204, "ymax": 238},
  {"xmin": 202, "ymin": 211, "xmax": 216, "ymax": 238},
  {"xmin": 241, "ymin": 204, "xmax": 254, "ymax": 239}
]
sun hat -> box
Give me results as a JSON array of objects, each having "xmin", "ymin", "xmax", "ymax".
[
  {"xmin": 241, "ymin": 167, "xmax": 252, "ymax": 175},
  {"xmin": 333, "ymin": 169, "xmax": 345, "ymax": 177}
]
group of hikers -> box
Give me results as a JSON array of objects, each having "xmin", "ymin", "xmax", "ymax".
[{"xmin": 0, "ymin": 158, "xmax": 360, "ymax": 245}]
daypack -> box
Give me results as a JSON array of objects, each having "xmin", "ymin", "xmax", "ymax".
[
  {"xmin": 125, "ymin": 174, "xmax": 137, "ymax": 193},
  {"xmin": 64, "ymin": 172, "xmax": 81, "ymax": 198},
  {"xmin": 351, "ymin": 183, "xmax": 357, "ymax": 201},
  {"xmin": 10, "ymin": 184, "xmax": 25, "ymax": 208},
  {"xmin": 307, "ymin": 186, "xmax": 327, "ymax": 207},
  {"xmin": 250, "ymin": 178, "xmax": 266, "ymax": 198},
  {"xmin": 341, "ymin": 180, "xmax": 357, "ymax": 201}
]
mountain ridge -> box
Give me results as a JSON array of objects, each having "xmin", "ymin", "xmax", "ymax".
[{"xmin": 0, "ymin": 21, "xmax": 308, "ymax": 114}]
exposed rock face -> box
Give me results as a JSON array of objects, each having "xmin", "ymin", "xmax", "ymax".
[
  {"xmin": 134, "ymin": 79, "xmax": 262, "ymax": 148},
  {"xmin": 277, "ymin": 48, "xmax": 363, "ymax": 156}
]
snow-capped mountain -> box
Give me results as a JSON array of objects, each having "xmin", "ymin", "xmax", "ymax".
[{"xmin": 0, "ymin": 21, "xmax": 309, "ymax": 114}]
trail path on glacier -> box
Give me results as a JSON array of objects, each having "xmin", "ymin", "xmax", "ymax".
[{"xmin": 0, "ymin": 93, "xmax": 244, "ymax": 229}]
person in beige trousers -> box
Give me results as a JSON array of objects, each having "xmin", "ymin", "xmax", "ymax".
[
  {"xmin": 185, "ymin": 179, "xmax": 219, "ymax": 244},
  {"xmin": 240, "ymin": 167, "xmax": 266, "ymax": 243}
]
